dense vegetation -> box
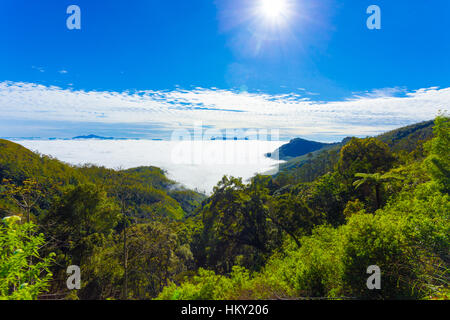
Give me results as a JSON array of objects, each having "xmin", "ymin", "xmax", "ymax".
[
  {"xmin": 0, "ymin": 142, "xmax": 204, "ymax": 299},
  {"xmin": 0, "ymin": 116, "xmax": 448, "ymax": 300}
]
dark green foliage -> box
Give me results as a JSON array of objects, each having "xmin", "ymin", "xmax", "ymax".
[
  {"xmin": 267, "ymin": 193, "xmax": 324, "ymax": 247},
  {"xmin": 195, "ymin": 174, "xmax": 331, "ymax": 273},
  {"xmin": 299, "ymin": 172, "xmax": 348, "ymax": 226},
  {"xmin": 169, "ymin": 189, "xmax": 207, "ymax": 217},
  {"xmin": 43, "ymin": 184, "xmax": 120, "ymax": 265},
  {"xmin": 337, "ymin": 137, "xmax": 395, "ymax": 177},
  {"xmin": 194, "ymin": 176, "xmax": 275, "ymax": 273}
]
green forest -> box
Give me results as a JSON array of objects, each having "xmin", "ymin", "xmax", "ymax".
[{"xmin": 0, "ymin": 116, "xmax": 448, "ymax": 300}]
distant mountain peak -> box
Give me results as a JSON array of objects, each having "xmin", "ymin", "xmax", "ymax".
[
  {"xmin": 267, "ymin": 137, "xmax": 333, "ymax": 160},
  {"xmin": 72, "ymin": 134, "xmax": 114, "ymax": 140}
]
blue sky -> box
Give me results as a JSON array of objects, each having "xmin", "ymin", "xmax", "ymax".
[{"xmin": 0, "ymin": 0, "xmax": 449, "ymax": 141}]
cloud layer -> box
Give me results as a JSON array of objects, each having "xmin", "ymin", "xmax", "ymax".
[
  {"xmin": 1, "ymin": 81, "xmax": 448, "ymax": 141},
  {"xmin": 16, "ymin": 140, "xmax": 285, "ymax": 193}
]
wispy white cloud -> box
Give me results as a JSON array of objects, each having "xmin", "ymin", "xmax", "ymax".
[
  {"xmin": 0, "ymin": 81, "xmax": 448, "ymax": 141},
  {"xmin": 350, "ymin": 87, "xmax": 408, "ymax": 99},
  {"xmin": 31, "ymin": 66, "xmax": 45, "ymax": 73}
]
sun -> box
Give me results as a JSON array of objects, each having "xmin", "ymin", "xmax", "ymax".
[{"xmin": 259, "ymin": 0, "xmax": 290, "ymax": 22}]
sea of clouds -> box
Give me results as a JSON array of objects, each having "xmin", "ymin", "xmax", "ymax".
[{"xmin": 16, "ymin": 139, "xmax": 285, "ymax": 194}]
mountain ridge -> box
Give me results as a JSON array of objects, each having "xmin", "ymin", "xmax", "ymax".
[{"xmin": 271, "ymin": 119, "xmax": 436, "ymax": 183}]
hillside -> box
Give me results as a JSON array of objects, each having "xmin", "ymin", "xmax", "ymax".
[
  {"xmin": 0, "ymin": 139, "xmax": 86, "ymax": 186},
  {"xmin": 0, "ymin": 139, "xmax": 205, "ymax": 219},
  {"xmin": 266, "ymin": 138, "xmax": 333, "ymax": 160},
  {"xmin": 273, "ymin": 120, "xmax": 436, "ymax": 183},
  {"xmin": 377, "ymin": 120, "xmax": 434, "ymax": 152}
]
